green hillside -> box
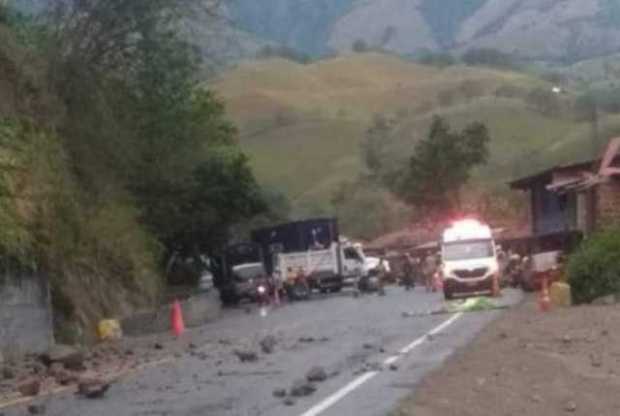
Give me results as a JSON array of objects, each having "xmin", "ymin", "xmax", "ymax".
[{"xmin": 214, "ymin": 53, "xmax": 616, "ymax": 218}]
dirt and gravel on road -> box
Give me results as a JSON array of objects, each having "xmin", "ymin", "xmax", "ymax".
[{"xmin": 395, "ymin": 296, "xmax": 620, "ymax": 416}]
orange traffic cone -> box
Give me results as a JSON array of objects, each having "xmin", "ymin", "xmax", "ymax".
[
  {"xmin": 171, "ymin": 300, "xmax": 185, "ymax": 337},
  {"xmin": 539, "ymin": 277, "xmax": 551, "ymax": 312}
]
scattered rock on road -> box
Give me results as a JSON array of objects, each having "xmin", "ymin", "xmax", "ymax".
[
  {"xmin": 77, "ymin": 379, "xmax": 110, "ymax": 399},
  {"xmin": 39, "ymin": 345, "xmax": 85, "ymax": 371},
  {"xmin": 234, "ymin": 350, "xmax": 259, "ymax": 363},
  {"xmin": 389, "ymin": 364, "xmax": 399, "ymax": 371},
  {"xmin": 153, "ymin": 343, "xmax": 164, "ymax": 350},
  {"xmin": 50, "ymin": 364, "xmax": 78, "ymax": 386},
  {"xmin": 306, "ymin": 366, "xmax": 328, "ymax": 382},
  {"xmin": 2, "ymin": 366, "xmax": 15, "ymax": 380},
  {"xmin": 564, "ymin": 400, "xmax": 577, "ymax": 412},
  {"xmin": 290, "ymin": 379, "xmax": 316, "ymax": 397},
  {"xmin": 299, "ymin": 337, "xmax": 315, "ymax": 343},
  {"xmin": 27, "ymin": 404, "xmax": 45, "ymax": 415},
  {"xmin": 284, "ymin": 397, "xmax": 296, "ymax": 406},
  {"xmin": 18, "ymin": 379, "xmax": 41, "ymax": 397},
  {"xmin": 260, "ymin": 336, "xmax": 278, "ymax": 354},
  {"xmin": 273, "ymin": 388, "xmax": 287, "ymax": 398}
]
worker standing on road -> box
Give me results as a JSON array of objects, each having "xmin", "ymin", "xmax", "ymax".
[
  {"xmin": 402, "ymin": 253, "xmax": 415, "ymax": 291},
  {"xmin": 377, "ymin": 256, "xmax": 389, "ymax": 296},
  {"xmin": 423, "ymin": 253, "xmax": 436, "ymax": 293}
]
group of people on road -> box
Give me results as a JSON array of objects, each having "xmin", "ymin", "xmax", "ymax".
[{"xmin": 399, "ymin": 252, "xmax": 442, "ymax": 293}]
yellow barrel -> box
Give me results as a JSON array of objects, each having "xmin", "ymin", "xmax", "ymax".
[
  {"xmin": 97, "ymin": 319, "xmax": 123, "ymax": 341},
  {"xmin": 550, "ymin": 282, "xmax": 572, "ymax": 307}
]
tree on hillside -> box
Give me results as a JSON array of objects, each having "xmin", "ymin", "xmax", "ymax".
[
  {"xmin": 395, "ymin": 116, "xmax": 490, "ymax": 216},
  {"xmin": 39, "ymin": 0, "xmax": 266, "ymax": 259},
  {"xmin": 361, "ymin": 113, "xmax": 392, "ymax": 180},
  {"xmin": 462, "ymin": 48, "xmax": 517, "ymax": 69},
  {"xmin": 352, "ymin": 39, "xmax": 369, "ymax": 53}
]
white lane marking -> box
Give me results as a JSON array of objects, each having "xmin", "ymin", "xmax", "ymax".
[
  {"xmin": 429, "ymin": 312, "xmax": 463, "ymax": 335},
  {"xmin": 299, "ymin": 372, "xmax": 379, "ymax": 416},
  {"xmin": 383, "ymin": 356, "xmax": 399, "ymax": 365},
  {"xmin": 299, "ymin": 312, "xmax": 464, "ymax": 416}
]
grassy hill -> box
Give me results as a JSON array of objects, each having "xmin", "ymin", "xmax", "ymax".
[{"xmin": 213, "ymin": 52, "xmax": 620, "ymax": 221}]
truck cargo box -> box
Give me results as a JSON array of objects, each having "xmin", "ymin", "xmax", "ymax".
[{"xmin": 252, "ymin": 218, "xmax": 339, "ymax": 274}]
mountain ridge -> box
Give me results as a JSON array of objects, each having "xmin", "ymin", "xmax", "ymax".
[{"xmin": 230, "ymin": 0, "xmax": 620, "ymax": 63}]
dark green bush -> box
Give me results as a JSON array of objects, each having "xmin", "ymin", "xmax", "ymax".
[{"xmin": 567, "ymin": 227, "xmax": 620, "ymax": 304}]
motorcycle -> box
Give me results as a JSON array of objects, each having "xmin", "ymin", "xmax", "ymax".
[{"xmin": 254, "ymin": 277, "xmax": 275, "ymax": 306}]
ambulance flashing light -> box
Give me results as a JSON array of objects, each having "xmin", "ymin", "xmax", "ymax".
[{"xmin": 442, "ymin": 219, "xmax": 492, "ymax": 243}]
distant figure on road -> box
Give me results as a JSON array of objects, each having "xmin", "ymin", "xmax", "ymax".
[
  {"xmin": 377, "ymin": 256, "xmax": 390, "ymax": 295},
  {"xmin": 423, "ymin": 254, "xmax": 437, "ymax": 292},
  {"xmin": 402, "ymin": 253, "xmax": 416, "ymax": 291}
]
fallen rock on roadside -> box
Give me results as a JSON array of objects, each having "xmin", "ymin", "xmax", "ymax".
[
  {"xmin": 234, "ymin": 350, "xmax": 259, "ymax": 363},
  {"xmin": 17, "ymin": 379, "xmax": 41, "ymax": 397},
  {"xmin": 260, "ymin": 336, "xmax": 278, "ymax": 354},
  {"xmin": 27, "ymin": 404, "xmax": 45, "ymax": 415},
  {"xmin": 2, "ymin": 366, "xmax": 15, "ymax": 380},
  {"xmin": 290, "ymin": 379, "xmax": 316, "ymax": 397},
  {"xmin": 39, "ymin": 345, "xmax": 85, "ymax": 371},
  {"xmin": 273, "ymin": 388, "xmax": 287, "ymax": 398},
  {"xmin": 306, "ymin": 366, "xmax": 328, "ymax": 383},
  {"xmin": 76, "ymin": 379, "xmax": 110, "ymax": 399}
]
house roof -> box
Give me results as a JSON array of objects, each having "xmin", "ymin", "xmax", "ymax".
[
  {"xmin": 509, "ymin": 160, "xmax": 597, "ymax": 190},
  {"xmin": 510, "ymin": 138, "xmax": 620, "ymax": 192}
]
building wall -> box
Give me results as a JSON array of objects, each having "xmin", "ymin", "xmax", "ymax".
[
  {"xmin": 597, "ymin": 177, "xmax": 620, "ymax": 228},
  {"xmin": 0, "ymin": 271, "xmax": 53, "ymax": 357},
  {"xmin": 532, "ymin": 182, "xmax": 577, "ymax": 235}
]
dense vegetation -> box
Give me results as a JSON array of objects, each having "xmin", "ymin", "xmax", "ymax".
[
  {"xmin": 0, "ymin": 0, "xmax": 277, "ymax": 340},
  {"xmin": 568, "ymin": 227, "xmax": 620, "ymax": 304}
]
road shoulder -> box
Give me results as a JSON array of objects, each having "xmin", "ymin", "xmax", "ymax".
[{"xmin": 393, "ymin": 296, "xmax": 620, "ymax": 416}]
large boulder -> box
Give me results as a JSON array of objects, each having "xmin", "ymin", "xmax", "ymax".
[{"xmin": 39, "ymin": 345, "xmax": 85, "ymax": 371}]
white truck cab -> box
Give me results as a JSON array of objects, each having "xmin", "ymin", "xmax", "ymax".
[{"xmin": 440, "ymin": 219, "xmax": 500, "ymax": 300}]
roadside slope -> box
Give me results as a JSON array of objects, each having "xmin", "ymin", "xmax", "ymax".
[{"xmin": 394, "ymin": 298, "xmax": 620, "ymax": 416}]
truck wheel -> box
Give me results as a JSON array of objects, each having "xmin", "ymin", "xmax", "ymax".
[
  {"xmin": 220, "ymin": 288, "xmax": 239, "ymax": 306},
  {"xmin": 443, "ymin": 288, "xmax": 454, "ymax": 301},
  {"xmin": 288, "ymin": 283, "xmax": 310, "ymax": 301}
]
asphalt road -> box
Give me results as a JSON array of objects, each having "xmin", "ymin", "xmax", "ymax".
[{"xmin": 5, "ymin": 287, "xmax": 522, "ymax": 416}]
